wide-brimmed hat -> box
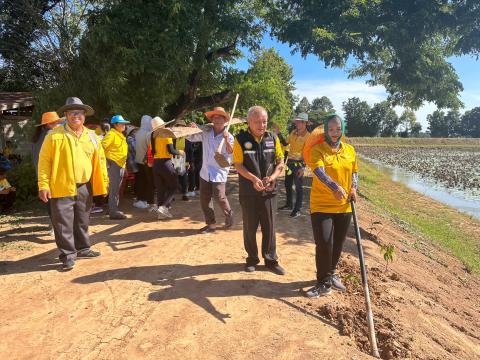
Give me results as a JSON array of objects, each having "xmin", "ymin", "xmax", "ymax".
[
  {"xmin": 205, "ymin": 107, "xmax": 230, "ymax": 121},
  {"xmin": 111, "ymin": 115, "xmax": 130, "ymax": 124},
  {"xmin": 150, "ymin": 116, "xmax": 175, "ymax": 132},
  {"xmin": 57, "ymin": 97, "xmax": 94, "ymax": 116},
  {"xmin": 35, "ymin": 111, "xmax": 63, "ymax": 127},
  {"xmin": 293, "ymin": 112, "xmax": 308, "ymax": 121}
]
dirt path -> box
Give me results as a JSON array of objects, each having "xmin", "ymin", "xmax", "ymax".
[{"xmin": 1, "ymin": 175, "xmax": 479, "ymax": 360}]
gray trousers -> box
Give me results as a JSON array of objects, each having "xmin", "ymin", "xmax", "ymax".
[
  {"xmin": 107, "ymin": 159, "xmax": 125, "ymax": 214},
  {"xmin": 50, "ymin": 183, "xmax": 93, "ymax": 262},
  {"xmin": 199, "ymin": 178, "xmax": 232, "ymax": 225}
]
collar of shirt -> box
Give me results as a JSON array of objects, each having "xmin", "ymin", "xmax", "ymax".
[
  {"xmin": 199, "ymin": 127, "xmax": 233, "ymax": 183},
  {"xmin": 111, "ymin": 128, "xmax": 126, "ymax": 139},
  {"xmin": 65, "ymin": 124, "xmax": 87, "ymax": 139}
]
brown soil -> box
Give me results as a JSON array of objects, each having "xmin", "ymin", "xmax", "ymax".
[{"xmin": 1, "ymin": 175, "xmax": 479, "ymax": 360}]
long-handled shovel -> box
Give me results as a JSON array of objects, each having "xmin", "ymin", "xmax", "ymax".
[
  {"xmin": 214, "ymin": 93, "xmax": 239, "ymax": 168},
  {"xmin": 351, "ymin": 200, "xmax": 380, "ymax": 358}
]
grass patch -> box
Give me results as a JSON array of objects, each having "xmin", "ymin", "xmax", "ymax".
[{"xmin": 359, "ymin": 159, "xmax": 480, "ymax": 274}]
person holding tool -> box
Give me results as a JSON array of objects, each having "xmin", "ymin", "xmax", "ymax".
[
  {"xmin": 304, "ymin": 113, "xmax": 358, "ymax": 297},
  {"xmin": 278, "ymin": 112, "xmax": 310, "ymax": 217},
  {"xmin": 233, "ymin": 105, "xmax": 286, "ymax": 275},
  {"xmin": 187, "ymin": 106, "xmax": 235, "ymax": 234}
]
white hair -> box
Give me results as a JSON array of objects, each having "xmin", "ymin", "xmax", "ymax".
[{"xmin": 247, "ymin": 106, "xmax": 268, "ymax": 121}]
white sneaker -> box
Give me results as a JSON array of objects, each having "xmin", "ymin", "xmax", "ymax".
[
  {"xmin": 149, "ymin": 205, "xmax": 158, "ymax": 213},
  {"xmin": 133, "ymin": 200, "xmax": 149, "ymax": 209},
  {"xmin": 185, "ymin": 191, "xmax": 196, "ymax": 197},
  {"xmin": 157, "ymin": 206, "xmax": 173, "ymax": 218}
]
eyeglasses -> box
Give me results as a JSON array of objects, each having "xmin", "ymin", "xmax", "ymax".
[{"xmin": 66, "ymin": 110, "xmax": 86, "ymax": 117}]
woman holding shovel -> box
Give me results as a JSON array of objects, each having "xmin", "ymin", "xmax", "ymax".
[
  {"xmin": 187, "ymin": 106, "xmax": 235, "ymax": 234},
  {"xmin": 305, "ymin": 113, "xmax": 359, "ymax": 297}
]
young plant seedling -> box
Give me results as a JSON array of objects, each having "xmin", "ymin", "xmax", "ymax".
[{"xmin": 380, "ymin": 244, "xmax": 396, "ymax": 270}]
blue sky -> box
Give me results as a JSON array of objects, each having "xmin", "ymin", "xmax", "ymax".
[{"xmin": 235, "ymin": 36, "xmax": 480, "ymax": 130}]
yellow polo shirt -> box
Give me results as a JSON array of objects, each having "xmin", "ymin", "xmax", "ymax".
[
  {"xmin": 286, "ymin": 130, "xmax": 310, "ymax": 160},
  {"xmin": 233, "ymin": 135, "xmax": 283, "ymax": 164},
  {"xmin": 154, "ymin": 137, "xmax": 173, "ymax": 159},
  {"xmin": 64, "ymin": 125, "xmax": 93, "ymax": 184},
  {"xmin": 310, "ymin": 141, "xmax": 358, "ymax": 214},
  {"xmin": 101, "ymin": 128, "xmax": 128, "ymax": 168}
]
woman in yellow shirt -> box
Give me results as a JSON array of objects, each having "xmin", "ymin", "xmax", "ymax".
[
  {"xmin": 150, "ymin": 117, "xmax": 184, "ymax": 219},
  {"xmin": 305, "ymin": 114, "xmax": 358, "ymax": 298},
  {"xmin": 102, "ymin": 115, "xmax": 130, "ymax": 220}
]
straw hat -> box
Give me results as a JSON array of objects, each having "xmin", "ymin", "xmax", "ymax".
[
  {"xmin": 35, "ymin": 111, "xmax": 63, "ymax": 127},
  {"xmin": 205, "ymin": 107, "xmax": 230, "ymax": 121},
  {"xmin": 150, "ymin": 116, "xmax": 175, "ymax": 132},
  {"xmin": 57, "ymin": 97, "xmax": 94, "ymax": 116}
]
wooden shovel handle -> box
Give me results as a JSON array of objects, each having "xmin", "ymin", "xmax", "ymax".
[{"xmin": 216, "ymin": 93, "xmax": 239, "ymax": 153}]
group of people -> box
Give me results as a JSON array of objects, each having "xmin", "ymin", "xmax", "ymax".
[{"xmin": 33, "ymin": 96, "xmax": 358, "ymax": 298}]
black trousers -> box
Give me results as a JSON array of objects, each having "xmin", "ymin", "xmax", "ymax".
[
  {"xmin": 240, "ymin": 194, "xmax": 278, "ymax": 266},
  {"xmin": 178, "ymin": 172, "xmax": 188, "ymax": 194},
  {"xmin": 0, "ymin": 191, "xmax": 16, "ymax": 212},
  {"xmin": 153, "ymin": 159, "xmax": 177, "ymax": 208},
  {"xmin": 50, "ymin": 183, "xmax": 93, "ymax": 263},
  {"xmin": 284, "ymin": 160, "xmax": 304, "ymax": 211},
  {"xmin": 135, "ymin": 163, "xmax": 154, "ymax": 204},
  {"xmin": 188, "ymin": 160, "xmax": 201, "ymax": 192},
  {"xmin": 311, "ymin": 212, "xmax": 352, "ymax": 284}
]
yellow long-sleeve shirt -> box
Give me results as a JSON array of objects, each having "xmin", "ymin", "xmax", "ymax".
[
  {"xmin": 37, "ymin": 125, "xmax": 109, "ymax": 198},
  {"xmin": 102, "ymin": 128, "xmax": 128, "ymax": 168}
]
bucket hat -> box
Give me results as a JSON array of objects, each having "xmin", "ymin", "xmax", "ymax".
[
  {"xmin": 57, "ymin": 97, "xmax": 94, "ymax": 116},
  {"xmin": 293, "ymin": 112, "xmax": 308, "ymax": 121}
]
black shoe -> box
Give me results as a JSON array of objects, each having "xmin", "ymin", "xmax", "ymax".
[
  {"xmin": 331, "ymin": 273, "xmax": 346, "ymax": 291},
  {"xmin": 199, "ymin": 225, "xmax": 216, "ymax": 234},
  {"xmin": 279, "ymin": 204, "xmax": 292, "ymax": 211},
  {"xmin": 245, "ymin": 264, "xmax": 256, "ymax": 272},
  {"xmin": 62, "ymin": 259, "xmax": 75, "ymax": 271},
  {"xmin": 266, "ymin": 263, "xmax": 286, "ymax": 275},
  {"xmin": 77, "ymin": 250, "xmax": 101, "ymax": 258},
  {"xmin": 289, "ymin": 210, "xmax": 301, "ymax": 218},
  {"xmin": 225, "ymin": 214, "xmax": 233, "ymax": 229},
  {"xmin": 305, "ymin": 284, "xmax": 332, "ymax": 298}
]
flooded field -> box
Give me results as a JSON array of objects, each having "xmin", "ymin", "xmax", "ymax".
[{"xmin": 348, "ymin": 137, "xmax": 480, "ymax": 218}]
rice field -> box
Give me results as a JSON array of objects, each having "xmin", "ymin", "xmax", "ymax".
[{"xmin": 348, "ymin": 138, "xmax": 480, "ymax": 198}]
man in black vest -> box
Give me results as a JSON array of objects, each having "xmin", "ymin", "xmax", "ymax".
[{"xmin": 233, "ymin": 106, "xmax": 286, "ymax": 275}]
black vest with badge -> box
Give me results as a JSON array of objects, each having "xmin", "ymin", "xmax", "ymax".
[{"xmin": 236, "ymin": 130, "xmax": 278, "ymax": 197}]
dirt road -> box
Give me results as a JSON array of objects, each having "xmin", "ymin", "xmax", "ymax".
[{"xmin": 1, "ymin": 176, "xmax": 479, "ymax": 359}]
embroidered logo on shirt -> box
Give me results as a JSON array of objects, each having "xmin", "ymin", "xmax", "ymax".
[
  {"xmin": 265, "ymin": 140, "xmax": 274, "ymax": 148},
  {"xmin": 244, "ymin": 141, "xmax": 253, "ymax": 150}
]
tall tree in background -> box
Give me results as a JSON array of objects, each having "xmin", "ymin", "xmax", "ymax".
[
  {"xmin": 367, "ymin": 101, "xmax": 399, "ymax": 137},
  {"xmin": 295, "ymin": 96, "xmax": 310, "ymax": 114},
  {"xmin": 427, "ymin": 110, "xmax": 448, "ymax": 137},
  {"xmin": 410, "ymin": 122, "xmax": 422, "ymax": 137},
  {"xmin": 237, "ymin": 48, "xmax": 295, "ymax": 132},
  {"xmin": 460, "ymin": 107, "xmax": 480, "ymax": 138},
  {"xmin": 399, "ymin": 110, "xmax": 417, "ymax": 136},
  {"xmin": 444, "ymin": 110, "xmax": 462, "ymax": 137},
  {"xmin": 308, "ymin": 96, "xmax": 334, "ymax": 128},
  {"xmin": 342, "ymin": 97, "xmax": 372, "ymax": 136}
]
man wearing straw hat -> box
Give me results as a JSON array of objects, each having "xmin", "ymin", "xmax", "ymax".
[
  {"xmin": 233, "ymin": 105, "xmax": 286, "ymax": 275},
  {"xmin": 187, "ymin": 106, "xmax": 234, "ymax": 234},
  {"xmin": 38, "ymin": 97, "xmax": 108, "ymax": 271}
]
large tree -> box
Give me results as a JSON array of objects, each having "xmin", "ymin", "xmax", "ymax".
[
  {"xmin": 342, "ymin": 97, "xmax": 372, "ymax": 136},
  {"xmin": 295, "ymin": 96, "xmax": 310, "ymax": 114},
  {"xmin": 370, "ymin": 101, "xmax": 400, "ymax": 137},
  {"xmin": 427, "ymin": 110, "xmax": 448, "ymax": 137},
  {"xmin": 267, "ymin": 0, "xmax": 480, "ymax": 110},
  {"xmin": 460, "ymin": 107, "xmax": 480, "ymax": 138},
  {"xmin": 236, "ymin": 48, "xmax": 295, "ymax": 132}
]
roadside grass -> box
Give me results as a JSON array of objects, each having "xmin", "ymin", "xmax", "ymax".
[{"xmin": 359, "ymin": 159, "xmax": 480, "ymax": 274}]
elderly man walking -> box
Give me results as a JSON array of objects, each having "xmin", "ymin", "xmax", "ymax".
[
  {"xmin": 38, "ymin": 97, "xmax": 108, "ymax": 271},
  {"xmin": 233, "ymin": 106, "xmax": 286, "ymax": 275},
  {"xmin": 187, "ymin": 107, "xmax": 234, "ymax": 233}
]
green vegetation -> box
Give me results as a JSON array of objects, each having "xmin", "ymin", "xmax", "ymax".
[
  {"xmin": 348, "ymin": 137, "xmax": 480, "ymax": 147},
  {"xmin": 359, "ymin": 159, "xmax": 480, "ymax": 274}
]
